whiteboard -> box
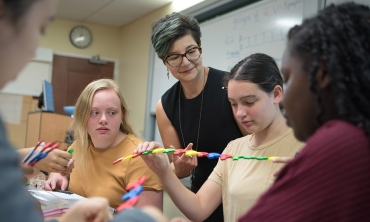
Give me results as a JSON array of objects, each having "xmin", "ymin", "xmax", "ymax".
[
  {"xmin": 201, "ymin": 0, "xmax": 303, "ymax": 71},
  {"xmin": 148, "ymin": 0, "xmax": 316, "ymax": 114}
]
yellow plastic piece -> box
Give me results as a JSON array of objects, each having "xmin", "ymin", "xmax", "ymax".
[
  {"xmin": 122, "ymin": 155, "xmax": 134, "ymax": 161},
  {"xmin": 185, "ymin": 150, "xmax": 199, "ymax": 157},
  {"xmin": 268, "ymin": 156, "xmax": 279, "ymax": 161},
  {"xmin": 152, "ymin": 148, "xmax": 166, "ymax": 154}
]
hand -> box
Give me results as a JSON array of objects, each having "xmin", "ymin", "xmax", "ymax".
[
  {"xmin": 172, "ymin": 143, "xmax": 197, "ymax": 178},
  {"xmin": 44, "ymin": 172, "xmax": 69, "ymax": 191},
  {"xmin": 61, "ymin": 158, "xmax": 74, "ymax": 176},
  {"xmin": 34, "ymin": 149, "xmax": 72, "ymax": 173},
  {"xmin": 134, "ymin": 141, "xmax": 170, "ymax": 176},
  {"xmin": 272, "ymin": 157, "xmax": 294, "ymax": 177},
  {"xmin": 59, "ymin": 197, "xmax": 112, "ymax": 222}
]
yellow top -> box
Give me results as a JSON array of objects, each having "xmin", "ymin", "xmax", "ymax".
[
  {"xmin": 68, "ymin": 134, "xmax": 163, "ymax": 208},
  {"xmin": 209, "ymin": 129, "xmax": 304, "ymax": 222}
]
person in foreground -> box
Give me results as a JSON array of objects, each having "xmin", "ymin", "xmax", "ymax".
[
  {"xmin": 240, "ymin": 3, "xmax": 370, "ymax": 221},
  {"xmin": 152, "ymin": 12, "xmax": 245, "ymax": 221},
  {"xmin": 45, "ymin": 79, "xmax": 164, "ymax": 210},
  {"xmin": 0, "ymin": 0, "xmax": 166, "ymax": 221},
  {"xmin": 135, "ymin": 53, "xmax": 303, "ymax": 221},
  {"xmin": 0, "ymin": 0, "xmax": 111, "ymax": 221}
]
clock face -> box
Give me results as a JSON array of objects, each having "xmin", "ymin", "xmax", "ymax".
[{"xmin": 69, "ymin": 26, "xmax": 92, "ymax": 49}]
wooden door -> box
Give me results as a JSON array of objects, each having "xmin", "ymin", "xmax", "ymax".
[{"xmin": 52, "ymin": 55, "xmax": 114, "ymax": 115}]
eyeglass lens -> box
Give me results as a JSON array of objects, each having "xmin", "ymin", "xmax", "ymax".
[{"xmin": 166, "ymin": 47, "xmax": 201, "ymax": 67}]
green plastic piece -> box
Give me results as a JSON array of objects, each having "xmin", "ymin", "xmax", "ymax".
[
  {"xmin": 142, "ymin": 150, "xmax": 153, "ymax": 155},
  {"xmin": 232, "ymin": 155, "xmax": 269, "ymax": 161},
  {"xmin": 256, "ymin": 156, "xmax": 268, "ymax": 160},
  {"xmin": 163, "ymin": 149, "xmax": 176, "ymax": 153}
]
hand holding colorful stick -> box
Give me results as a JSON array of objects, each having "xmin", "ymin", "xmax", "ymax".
[
  {"xmin": 113, "ymin": 148, "xmax": 279, "ymax": 164},
  {"xmin": 23, "ymin": 141, "xmax": 60, "ymax": 166}
]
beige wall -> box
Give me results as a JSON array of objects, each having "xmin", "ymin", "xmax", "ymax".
[
  {"xmin": 118, "ymin": 4, "xmax": 174, "ymax": 136},
  {"xmin": 39, "ymin": 18, "xmax": 121, "ymax": 59},
  {"xmin": 37, "ymin": 4, "xmax": 178, "ymax": 137}
]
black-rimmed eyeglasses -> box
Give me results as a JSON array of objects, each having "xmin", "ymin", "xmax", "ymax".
[{"xmin": 164, "ymin": 46, "xmax": 202, "ymax": 67}]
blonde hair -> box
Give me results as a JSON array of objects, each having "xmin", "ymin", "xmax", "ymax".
[{"xmin": 72, "ymin": 79, "xmax": 135, "ymax": 175}]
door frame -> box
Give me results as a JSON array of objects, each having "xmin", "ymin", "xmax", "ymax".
[{"xmin": 53, "ymin": 51, "xmax": 119, "ymax": 81}]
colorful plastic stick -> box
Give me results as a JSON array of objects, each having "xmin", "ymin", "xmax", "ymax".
[
  {"xmin": 22, "ymin": 139, "xmax": 43, "ymax": 163},
  {"xmin": 163, "ymin": 148, "xmax": 176, "ymax": 153},
  {"xmin": 197, "ymin": 152, "xmax": 209, "ymax": 157},
  {"xmin": 113, "ymin": 153, "xmax": 140, "ymax": 165},
  {"xmin": 152, "ymin": 148, "xmax": 166, "ymax": 154},
  {"xmin": 25, "ymin": 142, "xmax": 60, "ymax": 166},
  {"xmin": 113, "ymin": 148, "xmax": 280, "ymax": 164},
  {"xmin": 67, "ymin": 148, "xmax": 74, "ymax": 155},
  {"xmin": 28, "ymin": 142, "xmax": 59, "ymax": 165},
  {"xmin": 207, "ymin": 152, "xmax": 221, "ymax": 159},
  {"xmin": 220, "ymin": 154, "xmax": 233, "ymax": 160},
  {"xmin": 173, "ymin": 149, "xmax": 186, "ymax": 155},
  {"xmin": 185, "ymin": 150, "xmax": 199, "ymax": 157},
  {"xmin": 116, "ymin": 175, "xmax": 146, "ymax": 212}
]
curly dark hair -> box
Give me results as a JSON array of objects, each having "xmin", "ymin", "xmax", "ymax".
[{"xmin": 287, "ymin": 2, "xmax": 370, "ymax": 134}]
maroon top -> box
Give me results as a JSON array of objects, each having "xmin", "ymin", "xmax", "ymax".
[{"xmin": 239, "ymin": 120, "xmax": 370, "ymax": 222}]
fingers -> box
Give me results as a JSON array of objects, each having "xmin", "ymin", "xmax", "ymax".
[
  {"xmin": 272, "ymin": 157, "xmax": 293, "ymax": 164},
  {"xmin": 44, "ymin": 180, "xmax": 55, "ymax": 191},
  {"xmin": 53, "ymin": 149, "xmax": 73, "ymax": 160},
  {"xmin": 184, "ymin": 143, "xmax": 193, "ymax": 151},
  {"xmin": 84, "ymin": 198, "xmax": 110, "ymax": 222},
  {"xmin": 60, "ymin": 178, "xmax": 69, "ymax": 191},
  {"xmin": 66, "ymin": 158, "xmax": 74, "ymax": 169},
  {"xmin": 34, "ymin": 151, "xmax": 71, "ymax": 173},
  {"xmin": 136, "ymin": 141, "xmax": 162, "ymax": 154}
]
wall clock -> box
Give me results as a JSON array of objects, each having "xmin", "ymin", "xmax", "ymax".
[{"xmin": 69, "ymin": 25, "xmax": 92, "ymax": 49}]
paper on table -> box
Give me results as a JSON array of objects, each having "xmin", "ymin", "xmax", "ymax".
[
  {"xmin": 48, "ymin": 191, "xmax": 116, "ymax": 214},
  {"xmin": 48, "ymin": 191, "xmax": 85, "ymax": 202}
]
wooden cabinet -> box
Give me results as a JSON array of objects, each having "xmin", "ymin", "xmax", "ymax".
[{"xmin": 25, "ymin": 112, "xmax": 72, "ymax": 150}]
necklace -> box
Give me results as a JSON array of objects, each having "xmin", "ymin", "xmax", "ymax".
[{"xmin": 178, "ymin": 68, "xmax": 206, "ymax": 151}]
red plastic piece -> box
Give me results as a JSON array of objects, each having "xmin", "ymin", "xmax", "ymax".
[
  {"xmin": 116, "ymin": 196, "xmax": 138, "ymax": 211},
  {"xmin": 197, "ymin": 152, "xmax": 209, "ymax": 157},
  {"xmin": 174, "ymin": 149, "xmax": 186, "ymax": 155},
  {"xmin": 126, "ymin": 175, "xmax": 146, "ymax": 190},
  {"xmin": 220, "ymin": 154, "xmax": 233, "ymax": 160}
]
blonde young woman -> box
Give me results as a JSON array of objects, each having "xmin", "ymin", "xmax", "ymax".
[{"xmin": 45, "ymin": 79, "xmax": 163, "ymax": 210}]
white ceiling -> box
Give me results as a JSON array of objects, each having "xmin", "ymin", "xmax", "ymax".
[{"xmin": 55, "ymin": 0, "xmax": 173, "ymax": 27}]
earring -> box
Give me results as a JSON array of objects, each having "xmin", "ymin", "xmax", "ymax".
[{"xmin": 167, "ymin": 69, "xmax": 169, "ymax": 80}]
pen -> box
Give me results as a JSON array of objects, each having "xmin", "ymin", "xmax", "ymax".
[{"xmin": 22, "ymin": 139, "xmax": 43, "ymax": 163}]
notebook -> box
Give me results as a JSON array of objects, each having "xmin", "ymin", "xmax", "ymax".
[
  {"xmin": 49, "ymin": 190, "xmax": 116, "ymax": 214},
  {"xmin": 48, "ymin": 190, "xmax": 85, "ymax": 202}
]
